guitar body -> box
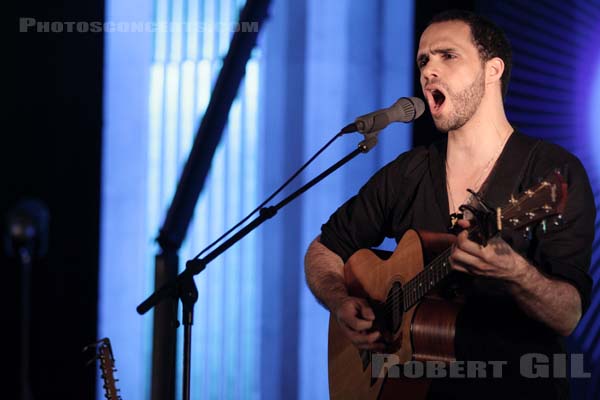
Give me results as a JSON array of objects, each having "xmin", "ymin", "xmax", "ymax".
[{"xmin": 328, "ymin": 229, "xmax": 461, "ymax": 400}]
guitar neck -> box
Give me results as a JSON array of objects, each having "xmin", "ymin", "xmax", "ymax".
[{"xmin": 403, "ymin": 247, "xmax": 453, "ymax": 310}]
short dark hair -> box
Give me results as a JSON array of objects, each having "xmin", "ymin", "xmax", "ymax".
[{"xmin": 428, "ymin": 10, "xmax": 512, "ymax": 98}]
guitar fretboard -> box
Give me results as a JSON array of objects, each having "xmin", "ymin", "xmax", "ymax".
[{"xmin": 402, "ymin": 247, "xmax": 453, "ymax": 310}]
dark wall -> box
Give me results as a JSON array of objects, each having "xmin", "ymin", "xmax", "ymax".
[{"xmin": 5, "ymin": 1, "xmax": 104, "ymax": 399}]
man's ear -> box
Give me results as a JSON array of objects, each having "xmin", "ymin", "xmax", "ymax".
[{"xmin": 486, "ymin": 57, "xmax": 505, "ymax": 86}]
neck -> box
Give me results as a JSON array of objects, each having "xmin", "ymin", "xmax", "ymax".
[{"xmin": 446, "ymin": 96, "xmax": 513, "ymax": 167}]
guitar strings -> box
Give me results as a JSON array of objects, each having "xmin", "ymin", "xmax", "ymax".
[
  {"xmin": 382, "ymin": 246, "xmax": 452, "ymax": 316},
  {"xmin": 380, "ymin": 181, "xmax": 556, "ymax": 318},
  {"xmin": 383, "ymin": 192, "xmax": 528, "ymax": 315}
]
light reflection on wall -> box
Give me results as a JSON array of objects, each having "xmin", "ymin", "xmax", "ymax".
[
  {"xmin": 101, "ymin": 0, "xmax": 260, "ymax": 399},
  {"xmin": 147, "ymin": 0, "xmax": 261, "ymax": 398}
]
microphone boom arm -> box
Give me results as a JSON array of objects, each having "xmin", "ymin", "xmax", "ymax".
[{"xmin": 136, "ymin": 138, "xmax": 377, "ymax": 315}]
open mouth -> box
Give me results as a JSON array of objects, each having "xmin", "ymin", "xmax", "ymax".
[
  {"xmin": 424, "ymin": 85, "xmax": 447, "ymax": 116},
  {"xmin": 431, "ymin": 89, "xmax": 446, "ymax": 114}
]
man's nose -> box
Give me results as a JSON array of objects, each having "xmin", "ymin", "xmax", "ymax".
[{"xmin": 421, "ymin": 62, "xmax": 439, "ymax": 81}]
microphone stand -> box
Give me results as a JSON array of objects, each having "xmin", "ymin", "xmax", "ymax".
[{"xmin": 137, "ymin": 134, "xmax": 378, "ymax": 400}]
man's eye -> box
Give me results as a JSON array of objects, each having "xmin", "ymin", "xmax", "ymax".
[{"xmin": 442, "ymin": 53, "xmax": 456, "ymax": 60}]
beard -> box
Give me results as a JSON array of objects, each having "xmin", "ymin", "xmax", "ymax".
[{"xmin": 433, "ymin": 69, "xmax": 485, "ymax": 132}]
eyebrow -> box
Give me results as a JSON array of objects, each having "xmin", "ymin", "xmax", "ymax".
[{"xmin": 416, "ymin": 47, "xmax": 459, "ymax": 64}]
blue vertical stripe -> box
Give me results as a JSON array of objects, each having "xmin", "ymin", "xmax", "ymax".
[
  {"xmin": 179, "ymin": 61, "xmax": 197, "ymax": 157},
  {"xmin": 154, "ymin": 0, "xmax": 169, "ymax": 62},
  {"xmin": 202, "ymin": 0, "xmax": 216, "ymax": 60},
  {"xmin": 170, "ymin": 0, "xmax": 184, "ymax": 62},
  {"xmin": 186, "ymin": 0, "xmax": 199, "ymax": 61}
]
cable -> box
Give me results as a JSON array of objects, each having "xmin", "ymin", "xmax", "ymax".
[{"xmin": 192, "ymin": 131, "xmax": 344, "ymax": 259}]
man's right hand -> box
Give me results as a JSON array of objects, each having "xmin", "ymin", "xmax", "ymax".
[{"xmin": 332, "ymin": 296, "xmax": 385, "ymax": 351}]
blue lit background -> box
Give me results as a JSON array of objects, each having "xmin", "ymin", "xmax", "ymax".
[
  {"xmin": 100, "ymin": 1, "xmax": 600, "ymax": 399},
  {"xmin": 100, "ymin": 1, "xmax": 413, "ymax": 399}
]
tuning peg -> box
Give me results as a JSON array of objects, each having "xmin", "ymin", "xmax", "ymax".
[{"xmin": 554, "ymin": 214, "xmax": 564, "ymax": 226}]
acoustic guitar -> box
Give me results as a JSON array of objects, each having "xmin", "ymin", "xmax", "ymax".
[{"xmin": 328, "ymin": 172, "xmax": 567, "ymax": 400}]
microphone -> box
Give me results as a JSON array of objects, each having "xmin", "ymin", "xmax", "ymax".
[
  {"xmin": 340, "ymin": 97, "xmax": 425, "ymax": 134},
  {"xmin": 4, "ymin": 198, "xmax": 50, "ymax": 262}
]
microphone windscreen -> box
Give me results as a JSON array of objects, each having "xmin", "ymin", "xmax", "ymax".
[{"xmin": 391, "ymin": 97, "xmax": 425, "ymax": 122}]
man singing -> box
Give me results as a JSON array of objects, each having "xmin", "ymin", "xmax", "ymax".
[{"xmin": 304, "ymin": 10, "xmax": 594, "ymax": 399}]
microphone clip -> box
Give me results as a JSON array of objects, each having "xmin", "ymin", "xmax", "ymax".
[{"xmin": 358, "ymin": 131, "xmax": 380, "ymax": 153}]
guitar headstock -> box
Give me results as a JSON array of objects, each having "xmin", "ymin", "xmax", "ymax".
[
  {"xmin": 83, "ymin": 337, "xmax": 122, "ymax": 400},
  {"xmin": 499, "ymin": 170, "xmax": 567, "ymax": 231},
  {"xmin": 462, "ymin": 170, "xmax": 567, "ymax": 244}
]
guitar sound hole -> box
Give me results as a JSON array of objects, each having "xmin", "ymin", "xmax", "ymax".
[{"xmin": 384, "ymin": 282, "xmax": 403, "ymax": 335}]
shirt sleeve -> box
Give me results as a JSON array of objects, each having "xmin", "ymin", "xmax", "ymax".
[
  {"xmin": 529, "ymin": 148, "xmax": 595, "ymax": 313},
  {"xmin": 320, "ymin": 148, "xmax": 428, "ymax": 262}
]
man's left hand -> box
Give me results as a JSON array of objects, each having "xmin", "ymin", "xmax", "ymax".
[{"xmin": 449, "ymin": 219, "xmax": 527, "ymax": 282}]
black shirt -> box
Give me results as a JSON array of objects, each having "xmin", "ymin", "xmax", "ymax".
[{"xmin": 320, "ymin": 130, "xmax": 595, "ymax": 399}]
